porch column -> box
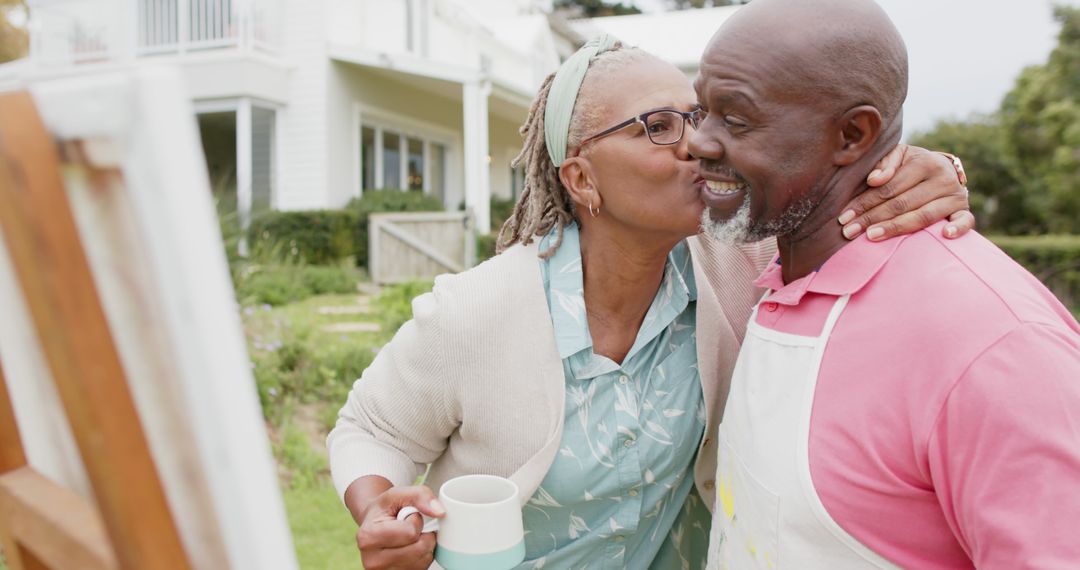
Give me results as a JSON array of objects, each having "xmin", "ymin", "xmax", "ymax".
[
  {"xmin": 237, "ymin": 98, "xmax": 253, "ymax": 255},
  {"xmin": 463, "ymin": 78, "xmax": 492, "ymax": 234}
]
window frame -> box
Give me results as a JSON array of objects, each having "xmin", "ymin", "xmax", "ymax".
[{"xmin": 352, "ymin": 103, "xmax": 457, "ymax": 205}]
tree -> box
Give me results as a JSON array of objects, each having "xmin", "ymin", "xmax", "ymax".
[
  {"xmin": 998, "ymin": 5, "xmax": 1080, "ymax": 234},
  {"xmin": 0, "ymin": 0, "xmax": 28, "ymax": 64},
  {"xmin": 909, "ymin": 5, "xmax": 1079, "ymax": 235},
  {"xmin": 553, "ymin": 0, "xmax": 641, "ymax": 17},
  {"xmin": 910, "ymin": 117, "xmax": 1030, "ymax": 234}
]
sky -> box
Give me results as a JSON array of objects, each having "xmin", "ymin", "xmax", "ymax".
[{"xmin": 631, "ymin": 0, "xmax": 1075, "ymax": 137}]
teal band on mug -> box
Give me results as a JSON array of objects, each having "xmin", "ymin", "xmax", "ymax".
[
  {"xmin": 435, "ymin": 540, "xmax": 526, "ymax": 570},
  {"xmin": 543, "ymin": 34, "xmax": 619, "ymax": 167}
]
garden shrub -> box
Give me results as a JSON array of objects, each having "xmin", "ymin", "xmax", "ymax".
[
  {"xmin": 474, "ymin": 196, "xmax": 519, "ymax": 263},
  {"xmin": 248, "ymin": 210, "xmax": 359, "ymax": 266},
  {"xmin": 375, "ymin": 281, "xmax": 435, "ymax": 339},
  {"xmin": 254, "ymin": 338, "xmax": 376, "ymax": 428},
  {"xmin": 991, "ymin": 234, "xmax": 1080, "ymax": 311},
  {"xmin": 275, "ymin": 422, "xmax": 327, "ymax": 489},
  {"xmin": 234, "ymin": 264, "xmax": 360, "ymax": 306},
  {"xmin": 476, "ymin": 233, "xmax": 498, "ymax": 263},
  {"xmin": 489, "ymin": 196, "xmax": 516, "ymax": 232}
]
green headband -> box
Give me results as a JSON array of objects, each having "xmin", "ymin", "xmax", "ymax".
[{"xmin": 544, "ymin": 34, "xmax": 620, "ymax": 167}]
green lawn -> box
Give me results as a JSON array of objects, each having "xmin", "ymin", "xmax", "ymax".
[
  {"xmin": 241, "ymin": 286, "xmax": 430, "ymax": 569},
  {"xmin": 242, "ymin": 292, "xmax": 379, "ymax": 568},
  {"xmin": 285, "ymin": 482, "xmax": 362, "ymax": 569}
]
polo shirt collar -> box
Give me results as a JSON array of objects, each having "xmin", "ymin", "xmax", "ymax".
[{"xmin": 751, "ymin": 234, "xmax": 909, "ymax": 306}]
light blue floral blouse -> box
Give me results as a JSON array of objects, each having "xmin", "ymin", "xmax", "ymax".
[{"xmin": 518, "ymin": 223, "xmax": 711, "ymax": 570}]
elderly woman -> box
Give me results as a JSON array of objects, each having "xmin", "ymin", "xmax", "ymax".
[{"xmin": 328, "ymin": 37, "xmax": 972, "ymax": 570}]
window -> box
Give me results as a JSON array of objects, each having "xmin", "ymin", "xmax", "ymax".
[
  {"xmin": 195, "ymin": 100, "xmax": 278, "ymax": 257},
  {"xmin": 430, "ymin": 143, "xmax": 446, "ymax": 203},
  {"xmin": 407, "ymin": 138, "xmax": 423, "ymax": 191},
  {"xmin": 405, "ymin": 0, "xmax": 428, "ymax": 55},
  {"xmin": 383, "ymin": 131, "xmax": 402, "ymax": 189},
  {"xmin": 361, "ymin": 126, "xmax": 376, "ymax": 191},
  {"xmin": 251, "ymin": 106, "xmax": 275, "ymax": 214},
  {"xmin": 196, "ymin": 111, "xmax": 237, "ymax": 214},
  {"xmin": 358, "ymin": 119, "xmax": 449, "ymax": 205}
]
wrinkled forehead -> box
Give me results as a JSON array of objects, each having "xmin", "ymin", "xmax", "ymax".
[{"xmin": 694, "ymin": 30, "xmax": 813, "ymax": 105}]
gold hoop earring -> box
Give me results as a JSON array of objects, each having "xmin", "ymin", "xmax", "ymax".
[{"xmin": 588, "ymin": 202, "xmax": 599, "ymax": 218}]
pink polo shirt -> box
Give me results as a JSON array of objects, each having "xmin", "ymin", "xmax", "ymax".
[{"xmin": 753, "ymin": 221, "xmax": 1080, "ymax": 568}]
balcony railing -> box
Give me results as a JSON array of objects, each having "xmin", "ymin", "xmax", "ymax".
[
  {"xmin": 30, "ymin": 0, "xmax": 282, "ymax": 66},
  {"xmin": 328, "ymin": 0, "xmax": 548, "ymax": 95}
]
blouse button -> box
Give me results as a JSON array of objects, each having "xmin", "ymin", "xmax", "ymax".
[
  {"xmin": 763, "ymin": 302, "xmax": 778, "ymax": 312},
  {"xmin": 618, "ymin": 375, "xmax": 629, "ymax": 384}
]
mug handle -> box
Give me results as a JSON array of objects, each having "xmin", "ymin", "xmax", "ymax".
[{"xmin": 396, "ymin": 506, "xmax": 439, "ymax": 533}]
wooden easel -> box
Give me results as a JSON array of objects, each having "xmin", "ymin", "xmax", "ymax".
[{"xmin": 0, "ymin": 91, "xmax": 191, "ymax": 569}]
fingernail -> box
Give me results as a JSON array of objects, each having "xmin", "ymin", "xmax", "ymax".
[
  {"xmin": 869, "ymin": 169, "xmax": 882, "ymax": 179},
  {"xmin": 430, "ymin": 499, "xmax": 445, "ymax": 515},
  {"xmin": 842, "ymin": 223, "xmax": 862, "ymax": 240},
  {"xmin": 945, "ymin": 225, "xmax": 957, "ymax": 238},
  {"xmin": 867, "ymin": 226, "xmax": 885, "ymax": 240},
  {"xmin": 838, "ymin": 210, "xmax": 856, "ymax": 225}
]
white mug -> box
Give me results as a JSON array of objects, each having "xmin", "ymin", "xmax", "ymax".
[{"xmin": 397, "ymin": 474, "xmax": 525, "ymax": 570}]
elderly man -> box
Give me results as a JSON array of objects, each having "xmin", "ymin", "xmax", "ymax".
[{"xmin": 689, "ymin": 0, "xmax": 1080, "ymax": 568}]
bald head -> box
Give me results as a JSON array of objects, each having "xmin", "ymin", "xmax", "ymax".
[{"xmin": 708, "ymin": 0, "xmax": 908, "ymax": 123}]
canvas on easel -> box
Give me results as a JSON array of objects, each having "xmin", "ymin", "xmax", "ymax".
[{"xmin": 0, "ymin": 68, "xmax": 297, "ymax": 570}]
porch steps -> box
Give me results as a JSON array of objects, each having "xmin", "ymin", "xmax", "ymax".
[
  {"xmin": 316, "ymin": 304, "xmax": 371, "ymax": 316},
  {"xmin": 318, "ymin": 292, "xmax": 381, "ymax": 334},
  {"xmin": 321, "ymin": 321, "xmax": 381, "ymax": 334}
]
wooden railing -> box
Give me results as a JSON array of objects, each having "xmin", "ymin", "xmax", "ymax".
[
  {"xmin": 368, "ymin": 211, "xmax": 477, "ymax": 284},
  {"xmin": 30, "ymin": 0, "xmax": 283, "ymax": 65}
]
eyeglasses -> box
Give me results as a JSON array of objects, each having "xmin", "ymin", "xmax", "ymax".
[{"xmin": 571, "ymin": 108, "xmax": 705, "ymax": 158}]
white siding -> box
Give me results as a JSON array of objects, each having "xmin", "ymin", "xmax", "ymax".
[
  {"xmin": 277, "ymin": 0, "xmax": 329, "ymax": 210},
  {"xmin": 489, "ymin": 114, "xmax": 526, "ymax": 201},
  {"xmin": 327, "ymin": 65, "xmax": 466, "ymax": 209}
]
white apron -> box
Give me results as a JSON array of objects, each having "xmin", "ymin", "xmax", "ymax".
[{"xmin": 707, "ymin": 294, "xmax": 900, "ymax": 569}]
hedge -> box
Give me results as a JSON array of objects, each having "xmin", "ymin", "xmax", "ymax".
[
  {"xmin": 246, "ymin": 190, "xmax": 444, "ymax": 268},
  {"xmin": 476, "ymin": 233, "xmax": 499, "ymax": 263},
  {"xmin": 233, "ymin": 264, "xmax": 361, "ymax": 306},
  {"xmin": 247, "ymin": 209, "xmax": 358, "ymax": 265},
  {"xmin": 990, "ymin": 234, "xmax": 1080, "ymax": 311}
]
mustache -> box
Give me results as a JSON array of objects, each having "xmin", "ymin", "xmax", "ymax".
[{"xmin": 698, "ymin": 160, "xmax": 746, "ymax": 183}]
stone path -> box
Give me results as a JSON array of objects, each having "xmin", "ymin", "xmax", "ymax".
[
  {"xmin": 321, "ymin": 321, "xmax": 381, "ymax": 333},
  {"xmin": 317, "ymin": 285, "xmax": 382, "ymax": 334}
]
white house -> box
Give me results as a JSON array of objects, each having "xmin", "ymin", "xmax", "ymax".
[
  {"xmin": 0, "ymin": 1, "xmax": 736, "ymax": 235},
  {"xmin": 570, "ymin": 6, "xmax": 739, "ymax": 79}
]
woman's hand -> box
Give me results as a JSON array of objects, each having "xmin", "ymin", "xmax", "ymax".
[
  {"xmin": 346, "ymin": 477, "xmax": 444, "ymax": 570},
  {"xmin": 840, "ymin": 144, "xmax": 976, "ymax": 241}
]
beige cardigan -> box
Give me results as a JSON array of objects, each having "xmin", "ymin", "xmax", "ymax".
[{"xmin": 327, "ymin": 234, "xmax": 776, "ymax": 513}]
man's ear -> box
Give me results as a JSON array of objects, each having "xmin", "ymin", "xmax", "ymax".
[
  {"xmin": 833, "ymin": 105, "xmax": 883, "ymax": 166},
  {"xmin": 558, "ymin": 156, "xmax": 602, "ymax": 212}
]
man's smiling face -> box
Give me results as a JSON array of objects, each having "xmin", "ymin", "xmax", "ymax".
[{"xmin": 687, "ymin": 20, "xmax": 841, "ymax": 243}]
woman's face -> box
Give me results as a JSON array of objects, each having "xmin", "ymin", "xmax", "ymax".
[{"xmin": 575, "ymin": 57, "xmax": 704, "ymax": 242}]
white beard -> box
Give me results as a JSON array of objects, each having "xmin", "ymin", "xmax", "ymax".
[{"xmin": 699, "ymin": 195, "xmax": 753, "ymax": 243}]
